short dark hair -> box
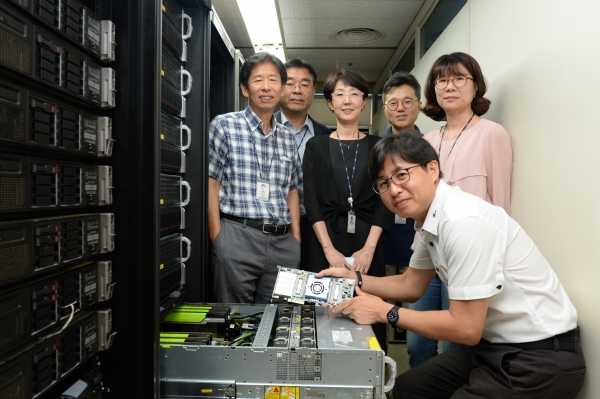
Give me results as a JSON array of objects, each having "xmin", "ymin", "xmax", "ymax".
[
  {"xmin": 240, "ymin": 52, "xmax": 287, "ymax": 88},
  {"xmin": 284, "ymin": 58, "xmax": 317, "ymax": 84},
  {"xmin": 369, "ymin": 130, "xmax": 443, "ymax": 181},
  {"xmin": 422, "ymin": 52, "xmax": 490, "ymax": 121},
  {"xmin": 382, "ymin": 72, "xmax": 421, "ymax": 101},
  {"xmin": 323, "ymin": 69, "xmax": 369, "ymax": 101}
]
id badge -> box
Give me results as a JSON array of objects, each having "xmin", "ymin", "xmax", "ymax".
[
  {"xmin": 347, "ymin": 210, "xmax": 356, "ymax": 234},
  {"xmin": 394, "ymin": 214, "xmax": 406, "ymax": 224},
  {"xmin": 256, "ymin": 179, "xmax": 270, "ymax": 201}
]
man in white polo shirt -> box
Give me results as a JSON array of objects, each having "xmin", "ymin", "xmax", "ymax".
[{"xmin": 317, "ymin": 131, "xmax": 585, "ymax": 398}]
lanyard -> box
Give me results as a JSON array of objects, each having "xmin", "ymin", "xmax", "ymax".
[
  {"xmin": 296, "ymin": 127, "xmax": 309, "ymax": 150},
  {"xmin": 335, "ymin": 131, "xmax": 360, "ymax": 210},
  {"xmin": 251, "ymin": 125, "xmax": 276, "ymax": 180},
  {"xmin": 438, "ymin": 113, "xmax": 475, "ymax": 162}
]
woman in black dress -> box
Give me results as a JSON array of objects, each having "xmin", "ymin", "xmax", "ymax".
[{"xmin": 303, "ymin": 70, "xmax": 392, "ymax": 349}]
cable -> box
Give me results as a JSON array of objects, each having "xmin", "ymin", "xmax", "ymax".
[{"xmin": 38, "ymin": 301, "xmax": 78, "ymax": 340}]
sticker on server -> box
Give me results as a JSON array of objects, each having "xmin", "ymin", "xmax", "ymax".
[{"xmin": 331, "ymin": 330, "xmax": 353, "ymax": 342}]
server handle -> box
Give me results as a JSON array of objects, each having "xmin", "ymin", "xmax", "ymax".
[
  {"xmin": 181, "ymin": 237, "xmax": 191, "ymax": 262},
  {"xmin": 182, "ymin": 13, "xmax": 193, "ymax": 40},
  {"xmin": 181, "ymin": 124, "xmax": 191, "ymax": 150},
  {"xmin": 383, "ymin": 356, "xmax": 397, "ymax": 393},
  {"xmin": 181, "ymin": 181, "xmax": 191, "ymax": 206},
  {"xmin": 181, "ymin": 69, "xmax": 192, "ymax": 96}
]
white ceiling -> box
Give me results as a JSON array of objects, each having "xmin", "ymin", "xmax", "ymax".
[{"xmin": 212, "ymin": 0, "xmax": 426, "ymax": 84}]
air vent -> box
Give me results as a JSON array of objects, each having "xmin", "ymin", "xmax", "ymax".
[{"xmin": 330, "ymin": 28, "xmax": 384, "ymax": 45}]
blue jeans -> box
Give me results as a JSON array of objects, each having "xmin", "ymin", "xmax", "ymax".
[{"xmin": 406, "ymin": 274, "xmax": 456, "ymax": 368}]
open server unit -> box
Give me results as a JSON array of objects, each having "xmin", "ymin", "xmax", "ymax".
[{"xmin": 160, "ymin": 304, "xmax": 396, "ymax": 399}]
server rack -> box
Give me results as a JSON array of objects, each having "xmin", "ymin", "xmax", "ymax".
[{"xmin": 0, "ymin": 0, "xmax": 214, "ymax": 398}]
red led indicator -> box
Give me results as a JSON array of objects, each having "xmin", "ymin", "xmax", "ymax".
[
  {"xmin": 54, "ymin": 225, "xmax": 59, "ymax": 232},
  {"xmin": 51, "ymin": 284, "xmax": 56, "ymax": 291},
  {"xmin": 52, "ymin": 294, "xmax": 56, "ymax": 301},
  {"xmin": 50, "ymin": 105, "xmax": 56, "ymax": 113},
  {"xmin": 52, "ymin": 343, "xmax": 57, "ymax": 351},
  {"xmin": 54, "ymin": 235, "xmax": 59, "ymax": 242},
  {"xmin": 51, "ymin": 166, "xmax": 56, "ymax": 173},
  {"xmin": 56, "ymin": 46, "xmax": 60, "ymax": 53}
]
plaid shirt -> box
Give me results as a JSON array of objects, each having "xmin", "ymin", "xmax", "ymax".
[{"xmin": 209, "ymin": 107, "xmax": 302, "ymax": 225}]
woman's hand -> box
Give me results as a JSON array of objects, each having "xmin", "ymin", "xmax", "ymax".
[
  {"xmin": 351, "ymin": 246, "xmax": 375, "ymax": 274},
  {"xmin": 323, "ymin": 246, "xmax": 353, "ymax": 269}
]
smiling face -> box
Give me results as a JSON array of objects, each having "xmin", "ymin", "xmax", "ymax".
[
  {"xmin": 434, "ymin": 64, "xmax": 478, "ymax": 116},
  {"xmin": 378, "ymin": 155, "xmax": 439, "ymax": 224},
  {"xmin": 240, "ymin": 62, "xmax": 283, "ymax": 117},
  {"xmin": 327, "ymin": 81, "xmax": 367, "ymax": 124},
  {"xmin": 280, "ymin": 67, "xmax": 316, "ymax": 116},
  {"xmin": 384, "ymin": 84, "xmax": 422, "ymax": 133}
]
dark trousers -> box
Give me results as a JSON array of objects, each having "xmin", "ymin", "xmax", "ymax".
[
  {"xmin": 300, "ymin": 216, "xmax": 313, "ymax": 271},
  {"xmin": 213, "ymin": 218, "xmax": 301, "ymax": 304},
  {"xmin": 394, "ymin": 341, "xmax": 585, "ymax": 399}
]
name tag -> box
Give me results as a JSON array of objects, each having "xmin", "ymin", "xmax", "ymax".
[{"xmin": 395, "ymin": 214, "xmax": 406, "ymax": 224}]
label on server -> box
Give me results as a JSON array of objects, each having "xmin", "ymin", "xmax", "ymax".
[
  {"xmin": 82, "ymin": 268, "xmax": 97, "ymax": 296},
  {"xmin": 82, "ymin": 116, "xmax": 97, "ymax": 144},
  {"xmin": 82, "ymin": 168, "xmax": 98, "ymax": 205},
  {"xmin": 82, "ymin": 317, "xmax": 98, "ymax": 357},
  {"xmin": 86, "ymin": 15, "xmax": 101, "ymax": 52},
  {"xmin": 86, "ymin": 64, "xmax": 101, "ymax": 105},
  {"xmin": 84, "ymin": 218, "xmax": 100, "ymax": 256}
]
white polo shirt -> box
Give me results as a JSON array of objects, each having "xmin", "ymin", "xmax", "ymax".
[{"xmin": 410, "ymin": 180, "xmax": 577, "ymax": 343}]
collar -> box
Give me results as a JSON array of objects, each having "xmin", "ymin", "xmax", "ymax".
[
  {"xmin": 414, "ymin": 179, "xmax": 451, "ymax": 236},
  {"xmin": 382, "ymin": 125, "xmax": 421, "ymax": 137},
  {"xmin": 243, "ymin": 106, "xmax": 279, "ymax": 137},
  {"xmin": 280, "ymin": 112, "xmax": 313, "ymax": 135}
]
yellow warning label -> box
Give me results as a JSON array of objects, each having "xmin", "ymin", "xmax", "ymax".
[
  {"xmin": 201, "ymin": 389, "xmax": 213, "ymax": 393},
  {"xmin": 265, "ymin": 386, "xmax": 279, "ymax": 399},
  {"xmin": 160, "ymin": 199, "xmax": 164, "ymax": 204},
  {"xmin": 280, "ymin": 386, "xmax": 299, "ymax": 399},
  {"xmin": 160, "ymin": 134, "xmax": 165, "ymax": 140},
  {"xmin": 162, "ymin": 4, "xmax": 166, "ymax": 12},
  {"xmin": 368, "ymin": 336, "xmax": 381, "ymax": 350},
  {"xmin": 161, "ymin": 70, "xmax": 165, "ymax": 76},
  {"xmin": 160, "ymin": 263, "xmax": 164, "ymax": 270}
]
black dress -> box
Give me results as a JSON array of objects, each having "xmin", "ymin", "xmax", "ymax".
[{"xmin": 302, "ymin": 135, "xmax": 393, "ymax": 276}]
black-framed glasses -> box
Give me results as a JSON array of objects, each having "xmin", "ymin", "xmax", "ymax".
[
  {"xmin": 384, "ymin": 98, "xmax": 415, "ymax": 111},
  {"xmin": 434, "ymin": 76, "xmax": 473, "ymax": 90},
  {"xmin": 285, "ymin": 81, "xmax": 314, "ymax": 91},
  {"xmin": 372, "ymin": 165, "xmax": 422, "ymax": 194}
]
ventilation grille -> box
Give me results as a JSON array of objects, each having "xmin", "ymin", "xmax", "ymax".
[
  {"xmin": 161, "ymin": 141, "xmax": 182, "ymax": 172},
  {"xmin": 161, "ymin": 112, "xmax": 182, "ymax": 146},
  {"xmin": 0, "ymin": 244, "xmax": 30, "ymax": 284},
  {"xmin": 0, "ymin": 373, "xmax": 28, "ymax": 399},
  {"xmin": 0, "ymin": 23, "xmax": 31, "ymax": 74},
  {"xmin": 161, "ymin": 205, "xmax": 182, "ymax": 234},
  {"xmin": 276, "ymin": 352, "xmax": 322, "ymax": 381},
  {"xmin": 162, "ymin": 47, "xmax": 181, "ymax": 90},
  {"xmin": 160, "ymin": 262, "xmax": 182, "ymax": 299},
  {"xmin": 0, "ymin": 294, "xmax": 26, "ymax": 356},
  {"xmin": 0, "ymin": 102, "xmax": 25, "ymax": 143},
  {"xmin": 160, "ymin": 175, "xmax": 181, "ymax": 205},
  {"xmin": 162, "ymin": 16, "xmax": 183, "ymax": 59},
  {"xmin": 160, "ymin": 234, "xmax": 181, "ymax": 269},
  {"xmin": 0, "ymin": 177, "xmax": 27, "ymax": 211},
  {"xmin": 161, "ymin": 78, "xmax": 182, "ymax": 116},
  {"xmin": 162, "ymin": 0, "xmax": 183, "ymax": 33}
]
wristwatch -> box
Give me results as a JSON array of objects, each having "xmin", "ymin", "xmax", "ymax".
[{"xmin": 387, "ymin": 305, "xmax": 400, "ymax": 326}]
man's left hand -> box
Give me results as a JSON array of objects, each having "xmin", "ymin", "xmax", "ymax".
[{"xmin": 332, "ymin": 286, "xmax": 393, "ymax": 325}]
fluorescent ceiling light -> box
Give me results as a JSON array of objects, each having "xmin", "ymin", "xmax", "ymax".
[{"xmin": 236, "ymin": 0, "xmax": 285, "ymax": 62}]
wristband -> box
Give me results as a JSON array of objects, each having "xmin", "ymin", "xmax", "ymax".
[{"xmin": 355, "ymin": 271, "xmax": 362, "ymax": 289}]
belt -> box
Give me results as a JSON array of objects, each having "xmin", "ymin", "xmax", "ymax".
[
  {"xmin": 221, "ymin": 214, "xmax": 290, "ymax": 236},
  {"xmin": 483, "ymin": 327, "xmax": 580, "ymax": 351}
]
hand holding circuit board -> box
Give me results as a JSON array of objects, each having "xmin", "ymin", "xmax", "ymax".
[{"xmin": 272, "ymin": 267, "xmax": 355, "ymax": 306}]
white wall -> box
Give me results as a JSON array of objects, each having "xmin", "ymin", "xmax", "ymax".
[{"xmin": 395, "ymin": 1, "xmax": 600, "ymax": 396}]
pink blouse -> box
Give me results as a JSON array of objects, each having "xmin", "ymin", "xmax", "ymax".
[{"xmin": 423, "ymin": 118, "xmax": 513, "ymax": 215}]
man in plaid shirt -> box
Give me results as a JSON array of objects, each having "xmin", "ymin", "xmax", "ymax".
[{"xmin": 208, "ymin": 52, "xmax": 302, "ymax": 303}]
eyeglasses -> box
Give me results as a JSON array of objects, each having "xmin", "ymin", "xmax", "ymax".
[
  {"xmin": 372, "ymin": 165, "xmax": 422, "ymax": 194},
  {"xmin": 285, "ymin": 82, "xmax": 314, "ymax": 91},
  {"xmin": 434, "ymin": 76, "xmax": 473, "ymax": 90},
  {"xmin": 384, "ymin": 99, "xmax": 415, "ymax": 111}
]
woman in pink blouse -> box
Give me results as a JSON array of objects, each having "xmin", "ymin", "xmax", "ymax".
[{"xmin": 406, "ymin": 52, "xmax": 513, "ymax": 368}]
